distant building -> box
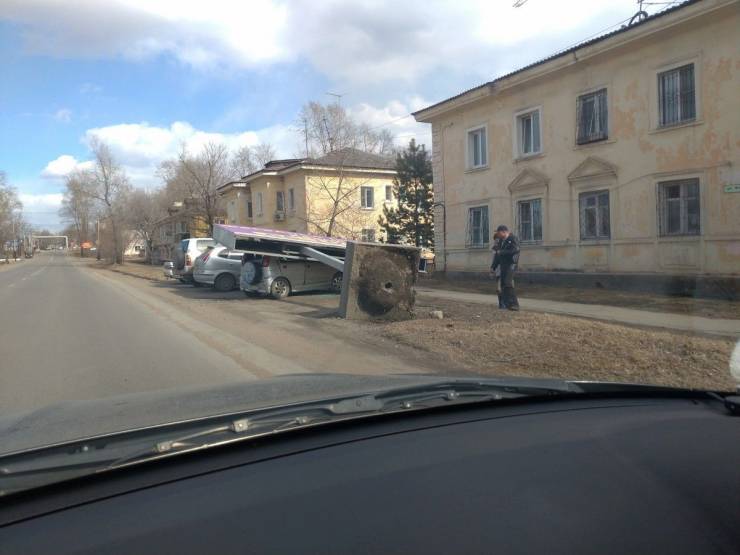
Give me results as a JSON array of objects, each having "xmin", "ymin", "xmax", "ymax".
[
  {"xmin": 218, "ymin": 148, "xmax": 398, "ymax": 242},
  {"xmin": 413, "ymin": 0, "xmax": 740, "ymax": 277},
  {"xmin": 151, "ymin": 199, "xmax": 225, "ymax": 263}
]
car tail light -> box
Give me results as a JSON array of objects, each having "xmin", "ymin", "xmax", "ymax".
[
  {"xmin": 261, "ymin": 256, "xmax": 271, "ymax": 267},
  {"xmin": 186, "ymin": 254, "xmax": 192, "ymax": 266}
]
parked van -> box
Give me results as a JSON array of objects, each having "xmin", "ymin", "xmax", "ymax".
[
  {"xmin": 240, "ymin": 253, "xmax": 343, "ymax": 299},
  {"xmin": 173, "ymin": 238, "xmax": 216, "ymax": 284}
]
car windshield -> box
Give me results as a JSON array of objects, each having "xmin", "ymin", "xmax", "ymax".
[{"xmin": 0, "ymin": 0, "xmax": 738, "ymax": 462}]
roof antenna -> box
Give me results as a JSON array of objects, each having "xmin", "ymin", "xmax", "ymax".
[{"xmin": 628, "ymin": 0, "xmax": 649, "ymax": 26}]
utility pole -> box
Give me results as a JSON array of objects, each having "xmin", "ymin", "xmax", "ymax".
[
  {"xmin": 326, "ymin": 91, "xmax": 344, "ymax": 107},
  {"xmin": 96, "ymin": 219, "xmax": 101, "ymax": 261}
]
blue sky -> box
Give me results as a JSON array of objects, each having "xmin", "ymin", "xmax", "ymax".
[{"xmin": 0, "ymin": 0, "xmax": 657, "ymax": 230}]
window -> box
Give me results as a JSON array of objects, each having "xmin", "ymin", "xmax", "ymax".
[
  {"xmin": 658, "ymin": 64, "xmax": 695, "ymax": 127},
  {"xmin": 467, "ymin": 206, "xmax": 489, "ymax": 247},
  {"xmin": 579, "ymin": 191, "xmax": 610, "ymax": 240},
  {"xmin": 361, "ymin": 228, "xmax": 376, "ymax": 242},
  {"xmin": 288, "ymin": 188, "xmax": 295, "ymax": 211},
  {"xmin": 577, "ymin": 89, "xmax": 608, "ymax": 144},
  {"xmin": 659, "ymin": 179, "xmax": 700, "ymax": 236},
  {"xmin": 385, "ymin": 184, "xmax": 393, "ymax": 202},
  {"xmin": 247, "ymin": 200, "xmax": 253, "ymax": 218},
  {"xmin": 467, "ymin": 126, "xmax": 487, "ymax": 169},
  {"xmin": 517, "ymin": 199, "xmax": 543, "ymax": 242},
  {"xmin": 255, "ymin": 192, "xmax": 263, "ymax": 216},
  {"xmin": 276, "ymin": 191, "xmax": 285, "ymax": 213},
  {"xmin": 361, "ymin": 186, "xmax": 374, "ymax": 209},
  {"xmin": 517, "ymin": 109, "xmax": 541, "ymax": 157}
]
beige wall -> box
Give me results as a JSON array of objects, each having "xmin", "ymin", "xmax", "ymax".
[
  {"xmin": 425, "ymin": 1, "xmax": 740, "ymax": 275},
  {"xmin": 221, "ymin": 168, "xmax": 397, "ymax": 239}
]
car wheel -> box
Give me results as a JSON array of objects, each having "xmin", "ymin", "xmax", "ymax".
[
  {"xmin": 330, "ymin": 272, "xmax": 343, "ymax": 293},
  {"xmin": 270, "ymin": 277, "xmax": 291, "ymax": 300},
  {"xmin": 214, "ymin": 273, "xmax": 236, "ymax": 292}
]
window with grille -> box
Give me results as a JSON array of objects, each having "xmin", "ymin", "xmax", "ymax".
[
  {"xmin": 255, "ymin": 192, "xmax": 263, "ymax": 216},
  {"xmin": 658, "ymin": 64, "xmax": 695, "ymax": 127},
  {"xmin": 361, "ymin": 228, "xmax": 376, "ymax": 242},
  {"xmin": 467, "ymin": 126, "xmax": 487, "ymax": 168},
  {"xmin": 288, "ymin": 188, "xmax": 295, "ymax": 211},
  {"xmin": 577, "ymin": 89, "xmax": 608, "ymax": 144},
  {"xmin": 518, "ymin": 199, "xmax": 542, "ymax": 242},
  {"xmin": 517, "ymin": 109, "xmax": 541, "ymax": 157},
  {"xmin": 579, "ymin": 190, "xmax": 610, "ymax": 240},
  {"xmin": 360, "ymin": 186, "xmax": 374, "ymax": 209},
  {"xmin": 385, "ymin": 184, "xmax": 392, "ymax": 202},
  {"xmin": 658, "ymin": 179, "xmax": 700, "ymax": 236},
  {"xmin": 247, "ymin": 200, "xmax": 253, "ymax": 218},
  {"xmin": 276, "ymin": 191, "xmax": 285, "ymax": 212},
  {"xmin": 467, "ymin": 206, "xmax": 489, "ymax": 247}
]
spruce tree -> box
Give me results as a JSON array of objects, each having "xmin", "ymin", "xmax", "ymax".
[{"xmin": 379, "ymin": 139, "xmax": 434, "ymax": 247}]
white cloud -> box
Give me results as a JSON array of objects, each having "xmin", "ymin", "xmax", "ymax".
[
  {"xmin": 0, "ymin": 0, "xmax": 642, "ymax": 83},
  {"xmin": 79, "ymin": 82, "xmax": 102, "ymax": 94},
  {"xmin": 53, "ymin": 108, "xmax": 72, "ymax": 123},
  {"xmin": 348, "ymin": 98, "xmax": 432, "ymax": 147},
  {"xmin": 41, "ymin": 155, "xmax": 93, "ymax": 178}
]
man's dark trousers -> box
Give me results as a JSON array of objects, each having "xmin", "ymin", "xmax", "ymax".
[{"xmin": 500, "ymin": 263, "xmax": 519, "ymax": 309}]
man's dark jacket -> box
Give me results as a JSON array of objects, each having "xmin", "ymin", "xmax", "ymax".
[{"xmin": 491, "ymin": 234, "xmax": 520, "ymax": 271}]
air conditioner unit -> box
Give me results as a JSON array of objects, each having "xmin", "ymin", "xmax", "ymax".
[{"xmin": 274, "ymin": 211, "xmax": 286, "ymax": 222}]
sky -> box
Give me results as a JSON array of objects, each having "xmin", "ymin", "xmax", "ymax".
[{"xmin": 0, "ymin": 0, "xmax": 669, "ymax": 230}]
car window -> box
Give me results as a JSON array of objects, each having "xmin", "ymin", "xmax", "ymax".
[
  {"xmin": 195, "ymin": 239, "xmax": 216, "ymax": 253},
  {"xmin": 179, "ymin": 239, "xmax": 189, "ymax": 252}
]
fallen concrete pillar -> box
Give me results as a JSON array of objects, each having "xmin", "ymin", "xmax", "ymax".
[{"xmin": 339, "ymin": 242, "xmax": 420, "ymax": 321}]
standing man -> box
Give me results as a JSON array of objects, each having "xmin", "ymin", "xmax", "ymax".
[{"xmin": 491, "ymin": 225, "xmax": 520, "ymax": 311}]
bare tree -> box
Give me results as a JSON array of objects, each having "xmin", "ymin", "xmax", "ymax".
[
  {"xmin": 176, "ymin": 142, "xmax": 231, "ymax": 235},
  {"xmin": 60, "ymin": 170, "xmax": 95, "ymax": 256},
  {"xmin": 229, "ymin": 143, "xmax": 276, "ymax": 179},
  {"xmin": 296, "ymin": 101, "xmax": 395, "ymax": 238},
  {"xmin": 0, "ymin": 172, "xmax": 24, "ymax": 261},
  {"xmin": 124, "ymin": 188, "xmax": 168, "ymax": 264},
  {"xmin": 86, "ymin": 139, "xmax": 130, "ymax": 264}
]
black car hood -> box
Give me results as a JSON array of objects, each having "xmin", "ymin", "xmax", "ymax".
[{"xmin": 0, "ymin": 373, "xmax": 570, "ymax": 455}]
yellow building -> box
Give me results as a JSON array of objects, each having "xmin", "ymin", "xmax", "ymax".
[
  {"xmin": 151, "ymin": 199, "xmax": 222, "ymax": 263},
  {"xmin": 218, "ymin": 148, "xmax": 398, "ymax": 242},
  {"xmin": 413, "ymin": 0, "xmax": 740, "ymax": 278}
]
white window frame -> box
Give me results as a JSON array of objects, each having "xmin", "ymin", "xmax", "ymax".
[
  {"xmin": 650, "ymin": 55, "xmax": 702, "ymax": 131},
  {"xmin": 361, "ymin": 228, "xmax": 376, "ymax": 242},
  {"xmin": 516, "ymin": 198, "xmax": 543, "ymax": 243},
  {"xmin": 466, "ymin": 205, "xmax": 490, "ymax": 248},
  {"xmin": 579, "ymin": 190, "xmax": 610, "ymax": 240},
  {"xmin": 255, "ymin": 192, "xmax": 263, "ymax": 216},
  {"xmin": 466, "ymin": 124, "xmax": 488, "ymax": 170},
  {"xmin": 514, "ymin": 106, "xmax": 543, "ymax": 158},
  {"xmin": 288, "ymin": 188, "xmax": 295, "ymax": 211},
  {"xmin": 658, "ymin": 178, "xmax": 700, "ymax": 237},
  {"xmin": 657, "ymin": 63, "xmax": 696, "ymax": 128},
  {"xmin": 275, "ymin": 190, "xmax": 285, "ymax": 213},
  {"xmin": 360, "ymin": 186, "xmax": 375, "ymax": 209},
  {"xmin": 385, "ymin": 184, "xmax": 393, "ymax": 203}
]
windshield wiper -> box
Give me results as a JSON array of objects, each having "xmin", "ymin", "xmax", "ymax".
[{"xmin": 0, "ymin": 379, "xmax": 572, "ymax": 496}]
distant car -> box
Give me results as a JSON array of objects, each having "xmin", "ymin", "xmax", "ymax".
[
  {"xmin": 240, "ymin": 253, "xmax": 343, "ymax": 300},
  {"xmin": 162, "ymin": 261, "xmax": 174, "ymax": 279},
  {"xmin": 192, "ymin": 246, "xmax": 243, "ymax": 291},
  {"xmin": 173, "ymin": 238, "xmax": 216, "ymax": 284}
]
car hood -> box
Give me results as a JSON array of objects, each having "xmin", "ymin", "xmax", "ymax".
[{"xmin": 3, "ymin": 373, "xmax": 559, "ymax": 455}]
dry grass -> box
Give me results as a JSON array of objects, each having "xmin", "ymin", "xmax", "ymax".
[{"xmin": 380, "ymin": 298, "xmax": 738, "ymax": 391}]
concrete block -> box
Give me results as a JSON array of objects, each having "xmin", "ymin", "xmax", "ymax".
[{"xmin": 339, "ymin": 242, "xmax": 421, "ymax": 321}]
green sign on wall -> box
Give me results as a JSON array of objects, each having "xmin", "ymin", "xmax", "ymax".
[{"xmin": 724, "ymin": 184, "xmax": 740, "ymax": 193}]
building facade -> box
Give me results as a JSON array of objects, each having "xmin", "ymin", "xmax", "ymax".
[
  {"xmin": 414, "ymin": 0, "xmax": 740, "ymax": 276},
  {"xmin": 218, "ymin": 149, "xmax": 398, "ymax": 242},
  {"xmin": 151, "ymin": 199, "xmax": 221, "ymax": 263}
]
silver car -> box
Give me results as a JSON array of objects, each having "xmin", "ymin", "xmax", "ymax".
[
  {"xmin": 192, "ymin": 245, "xmax": 243, "ymax": 291},
  {"xmin": 240, "ymin": 253, "xmax": 343, "ymax": 299}
]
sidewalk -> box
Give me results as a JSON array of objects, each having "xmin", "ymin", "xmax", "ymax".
[{"xmin": 416, "ymin": 288, "xmax": 740, "ymax": 338}]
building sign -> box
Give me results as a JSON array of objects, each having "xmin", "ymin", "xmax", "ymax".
[{"xmin": 724, "ymin": 184, "xmax": 740, "ymax": 193}]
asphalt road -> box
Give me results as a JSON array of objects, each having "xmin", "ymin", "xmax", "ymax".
[{"xmin": 0, "ymin": 252, "xmax": 252, "ymax": 416}]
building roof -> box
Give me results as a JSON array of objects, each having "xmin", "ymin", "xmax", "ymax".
[{"xmin": 413, "ymin": 0, "xmax": 703, "ymax": 119}]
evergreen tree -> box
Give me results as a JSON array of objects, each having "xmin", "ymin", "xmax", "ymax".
[{"xmin": 379, "ymin": 139, "xmax": 434, "ymax": 247}]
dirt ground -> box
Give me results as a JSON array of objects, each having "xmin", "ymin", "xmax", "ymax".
[
  {"xmin": 421, "ymin": 274, "xmax": 740, "ymax": 320},
  {"xmin": 380, "ymin": 297, "xmax": 738, "ymax": 391},
  {"xmin": 101, "ymin": 257, "xmax": 738, "ymax": 391}
]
